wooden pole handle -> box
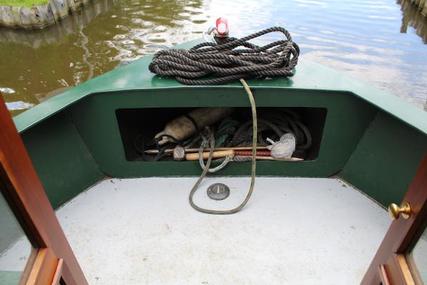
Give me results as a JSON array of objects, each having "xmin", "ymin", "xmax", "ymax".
[{"xmin": 185, "ymin": 150, "xmax": 235, "ymax": 161}]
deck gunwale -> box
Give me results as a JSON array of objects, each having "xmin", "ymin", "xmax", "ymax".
[{"xmin": 12, "ymin": 40, "xmax": 427, "ymax": 136}]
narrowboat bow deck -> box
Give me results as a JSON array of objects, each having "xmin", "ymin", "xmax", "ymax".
[
  {"xmin": 1, "ymin": 177, "xmax": 391, "ymax": 284},
  {"xmin": 0, "ymin": 39, "xmax": 426, "ymax": 284}
]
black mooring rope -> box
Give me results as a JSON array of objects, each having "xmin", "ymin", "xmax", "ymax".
[{"xmin": 148, "ymin": 26, "xmax": 300, "ymax": 85}]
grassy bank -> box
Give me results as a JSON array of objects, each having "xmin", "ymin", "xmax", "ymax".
[{"xmin": 0, "ymin": 0, "xmax": 49, "ymax": 7}]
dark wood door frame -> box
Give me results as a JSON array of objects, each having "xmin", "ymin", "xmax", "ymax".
[
  {"xmin": 362, "ymin": 153, "xmax": 427, "ymax": 284},
  {"xmin": 0, "ymin": 96, "xmax": 88, "ymax": 285}
]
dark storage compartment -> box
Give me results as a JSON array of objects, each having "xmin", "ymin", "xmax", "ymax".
[{"xmin": 116, "ymin": 107, "xmax": 327, "ymax": 162}]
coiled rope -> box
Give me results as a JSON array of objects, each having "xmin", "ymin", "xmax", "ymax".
[
  {"xmin": 149, "ymin": 26, "xmax": 299, "ymax": 85},
  {"xmin": 149, "ymin": 27, "xmax": 299, "ymax": 214}
]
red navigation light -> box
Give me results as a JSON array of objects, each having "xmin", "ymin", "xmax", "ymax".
[{"xmin": 215, "ymin": 17, "xmax": 229, "ymax": 37}]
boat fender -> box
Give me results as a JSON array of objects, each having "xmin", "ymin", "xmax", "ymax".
[
  {"xmin": 266, "ymin": 133, "xmax": 296, "ymax": 159},
  {"xmin": 155, "ymin": 107, "xmax": 234, "ymax": 145}
]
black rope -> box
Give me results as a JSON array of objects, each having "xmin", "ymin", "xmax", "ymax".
[{"xmin": 149, "ymin": 27, "xmax": 300, "ymax": 85}]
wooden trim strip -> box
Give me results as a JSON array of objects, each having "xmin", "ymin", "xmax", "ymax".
[
  {"xmin": 51, "ymin": 259, "xmax": 64, "ymax": 285},
  {"xmin": 395, "ymin": 255, "xmax": 415, "ymax": 285},
  {"xmin": 379, "ymin": 264, "xmax": 391, "ymax": 285},
  {"xmin": 25, "ymin": 248, "xmax": 58, "ymax": 285}
]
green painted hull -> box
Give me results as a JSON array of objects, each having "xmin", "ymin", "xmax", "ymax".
[{"xmin": 12, "ymin": 40, "xmax": 427, "ymax": 209}]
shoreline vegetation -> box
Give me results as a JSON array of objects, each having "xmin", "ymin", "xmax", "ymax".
[{"xmin": 0, "ymin": 0, "xmax": 48, "ymax": 7}]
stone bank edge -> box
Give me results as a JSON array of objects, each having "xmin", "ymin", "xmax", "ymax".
[{"xmin": 0, "ymin": 0, "xmax": 90, "ymax": 29}]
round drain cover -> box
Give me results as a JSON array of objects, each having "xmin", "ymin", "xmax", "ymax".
[{"xmin": 207, "ymin": 183, "xmax": 230, "ymax": 200}]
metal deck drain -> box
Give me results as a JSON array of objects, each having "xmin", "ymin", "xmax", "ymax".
[{"xmin": 207, "ymin": 183, "xmax": 230, "ymax": 200}]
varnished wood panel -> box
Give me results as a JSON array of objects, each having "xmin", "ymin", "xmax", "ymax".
[
  {"xmin": 362, "ymin": 154, "xmax": 427, "ymax": 284},
  {"xmin": 0, "ymin": 96, "xmax": 87, "ymax": 285}
]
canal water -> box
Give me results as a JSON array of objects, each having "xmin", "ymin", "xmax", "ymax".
[{"xmin": 0, "ymin": 0, "xmax": 426, "ymax": 115}]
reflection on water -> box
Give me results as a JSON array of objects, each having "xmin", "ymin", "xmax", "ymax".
[
  {"xmin": 0, "ymin": 0, "xmax": 209, "ymax": 115},
  {"xmin": 399, "ymin": 0, "xmax": 427, "ymax": 44},
  {"xmin": 0, "ymin": 0, "xmax": 117, "ymax": 49},
  {"xmin": 0, "ymin": 0, "xmax": 426, "ymax": 115}
]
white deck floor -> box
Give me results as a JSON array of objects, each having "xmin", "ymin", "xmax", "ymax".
[{"xmin": 1, "ymin": 177, "xmax": 391, "ymax": 284}]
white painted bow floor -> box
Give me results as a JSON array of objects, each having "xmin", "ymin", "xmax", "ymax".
[{"xmin": 1, "ymin": 177, "xmax": 391, "ymax": 285}]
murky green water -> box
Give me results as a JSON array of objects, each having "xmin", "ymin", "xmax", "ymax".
[{"xmin": 0, "ymin": 0, "xmax": 426, "ymax": 115}]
